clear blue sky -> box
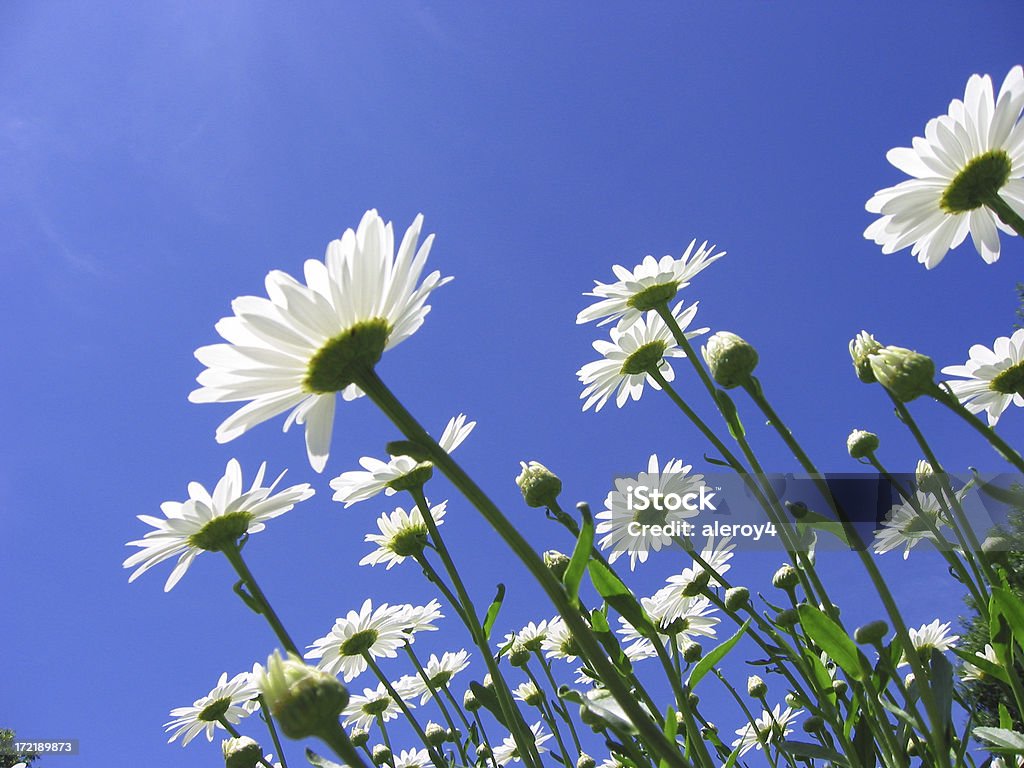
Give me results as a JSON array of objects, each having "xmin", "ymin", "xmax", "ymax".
[{"xmin": 2, "ymin": 3, "xmax": 1023, "ymax": 766}]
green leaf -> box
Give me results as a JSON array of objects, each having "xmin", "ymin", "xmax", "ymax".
[
  {"xmin": 852, "ymin": 725, "xmax": 875, "ymax": 768},
  {"xmin": 306, "ymin": 748, "xmax": 345, "ymax": 768},
  {"xmin": 974, "ymin": 727, "xmax": 1024, "ymax": 754},
  {"xmin": 780, "ymin": 741, "xmax": 848, "ymax": 764},
  {"xmin": 796, "ymin": 603, "xmax": 864, "ymax": 680},
  {"xmin": 659, "ymin": 706, "xmax": 679, "ymax": 768},
  {"xmin": 687, "ymin": 619, "xmax": 750, "ymax": 689},
  {"xmin": 588, "ymin": 560, "xmax": 656, "ymax": 635},
  {"xmin": 721, "ymin": 745, "xmax": 742, "ymax": 768},
  {"xmin": 482, "ymin": 584, "xmax": 506, "ymax": 641},
  {"xmin": 991, "ymin": 587, "xmax": 1024, "ymax": 651},
  {"xmin": 930, "ymin": 648, "xmax": 954, "ymax": 734},
  {"xmin": 715, "ymin": 389, "xmax": 745, "ymax": 440},
  {"xmin": 971, "ymin": 470, "xmax": 1024, "ymax": 507},
  {"xmin": 564, "ymin": 503, "xmax": 594, "ymax": 604},
  {"xmin": 704, "ymin": 453, "xmax": 732, "ymax": 468},
  {"xmin": 879, "ymin": 697, "xmax": 922, "ymax": 730},
  {"xmin": 470, "ymin": 681, "xmax": 508, "ymax": 728}
]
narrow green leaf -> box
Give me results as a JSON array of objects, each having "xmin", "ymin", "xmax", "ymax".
[
  {"xmin": 974, "ymin": 727, "xmax": 1024, "ymax": 754},
  {"xmin": 482, "ymin": 584, "xmax": 506, "ymax": 641},
  {"xmin": 797, "ymin": 603, "xmax": 864, "ymax": 680},
  {"xmin": 780, "ymin": 741, "xmax": 848, "ymax": 764},
  {"xmin": 470, "ymin": 681, "xmax": 508, "ymax": 728},
  {"xmin": 991, "ymin": 587, "xmax": 1024, "ymax": 651},
  {"xmin": 659, "ymin": 706, "xmax": 679, "ymax": 768},
  {"xmin": 879, "ymin": 697, "xmax": 922, "ymax": 730},
  {"xmin": 853, "ymin": 724, "xmax": 876, "ymax": 768},
  {"xmin": 970, "ymin": 470, "xmax": 1024, "ymax": 507},
  {"xmin": 930, "ymin": 649, "xmax": 954, "ymax": 734},
  {"xmin": 1001, "ymin": 704, "xmax": 1014, "ymax": 730},
  {"xmin": 564, "ymin": 503, "xmax": 594, "ymax": 604},
  {"xmin": 588, "ymin": 560, "xmax": 656, "ymax": 635},
  {"xmin": 687, "ymin": 619, "xmax": 750, "ymax": 689},
  {"xmin": 715, "ymin": 389, "xmax": 745, "ymax": 440}
]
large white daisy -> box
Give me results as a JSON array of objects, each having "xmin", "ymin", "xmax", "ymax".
[
  {"xmin": 499, "ymin": 620, "xmax": 551, "ymax": 654},
  {"xmin": 359, "ymin": 501, "xmax": 448, "ymax": 569},
  {"xmin": 306, "ymin": 599, "xmax": 416, "ymax": 681},
  {"xmin": 865, "ymin": 66, "xmax": 1024, "ymax": 268},
  {"xmin": 331, "ymin": 414, "xmax": 474, "ymax": 505},
  {"xmin": 540, "ymin": 616, "xmax": 580, "ymax": 662},
  {"xmin": 900, "ymin": 619, "xmax": 959, "ymax": 667},
  {"xmin": 616, "ymin": 596, "xmax": 718, "ymax": 662},
  {"xmin": 942, "ymin": 328, "xmax": 1024, "ymax": 426},
  {"xmin": 731, "ymin": 704, "xmax": 802, "ymax": 756},
  {"xmin": 578, "ymin": 303, "xmax": 706, "ymax": 412},
  {"xmin": 576, "ymin": 240, "xmax": 725, "ymax": 329},
  {"xmin": 124, "ymin": 459, "xmax": 313, "ymax": 591},
  {"xmin": 165, "ymin": 670, "xmax": 259, "ymax": 746},
  {"xmin": 492, "ymin": 722, "xmax": 552, "ymax": 766},
  {"xmin": 595, "ymin": 454, "xmax": 706, "ymax": 571},
  {"xmin": 668, "ymin": 535, "xmax": 736, "ymax": 591},
  {"xmin": 189, "ymin": 209, "xmax": 451, "ymax": 472},
  {"xmin": 872, "ymin": 489, "xmax": 950, "ymax": 559}
]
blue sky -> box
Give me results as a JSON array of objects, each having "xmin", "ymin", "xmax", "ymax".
[{"xmin": 2, "ymin": 2, "xmax": 1023, "ymax": 766}]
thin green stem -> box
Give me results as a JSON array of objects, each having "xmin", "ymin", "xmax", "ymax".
[
  {"xmin": 318, "ymin": 722, "xmax": 372, "ymax": 768},
  {"xmin": 932, "ymin": 384, "xmax": 1024, "ymax": 475},
  {"xmin": 363, "ymin": 653, "xmax": 445, "ymax": 767},
  {"xmin": 403, "ymin": 644, "xmax": 470, "ymax": 766},
  {"xmin": 523, "ymin": 663, "xmax": 574, "ymax": 764},
  {"xmin": 222, "ymin": 541, "xmax": 299, "ymax": 656},
  {"xmin": 258, "ymin": 694, "xmax": 290, "ymax": 768},
  {"xmin": 984, "ymin": 190, "xmax": 1024, "ymax": 238},
  {"xmin": 534, "ymin": 652, "xmax": 584, "ymax": 756}
]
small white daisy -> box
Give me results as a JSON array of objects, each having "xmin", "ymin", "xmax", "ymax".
[
  {"xmin": 343, "ymin": 682, "xmax": 408, "ymax": 731},
  {"xmin": 578, "ymin": 302, "xmax": 707, "ymax": 412},
  {"xmin": 576, "ymin": 240, "xmax": 725, "ymax": 330},
  {"xmin": 963, "ymin": 644, "xmax": 1000, "ymax": 682},
  {"xmin": 942, "ymin": 329, "xmax": 1024, "ymax": 426},
  {"xmin": 512, "ymin": 681, "xmax": 543, "ymax": 706},
  {"xmin": 873, "ymin": 490, "xmax": 949, "ymax": 559},
  {"xmin": 398, "ymin": 650, "xmax": 471, "ymax": 704},
  {"xmin": 616, "ymin": 596, "xmax": 718, "ymax": 662},
  {"xmin": 189, "ymin": 209, "xmax": 452, "ymax": 472},
  {"xmin": 165, "ymin": 670, "xmax": 259, "ymax": 746},
  {"xmin": 392, "ymin": 748, "xmax": 433, "ymax": 768},
  {"xmin": 359, "ymin": 501, "xmax": 448, "ymax": 569},
  {"xmin": 401, "ymin": 599, "xmax": 444, "ymax": 635},
  {"xmin": 731, "ymin": 704, "xmax": 802, "ymax": 756},
  {"xmin": 595, "ymin": 454, "xmax": 706, "ymax": 571},
  {"xmin": 541, "ymin": 616, "xmax": 580, "ymax": 662},
  {"xmin": 493, "ymin": 722, "xmax": 552, "ymax": 766},
  {"xmin": 900, "ymin": 619, "xmax": 959, "ymax": 667},
  {"xmin": 864, "ymin": 66, "xmax": 1024, "ymax": 268},
  {"xmin": 331, "ymin": 415, "xmax": 475, "ymax": 505},
  {"xmin": 305, "ymin": 599, "xmax": 416, "ymax": 682},
  {"xmin": 499, "ymin": 620, "xmax": 551, "ymax": 654},
  {"xmin": 124, "ymin": 459, "xmax": 313, "ymax": 591},
  {"xmin": 668, "ymin": 535, "xmax": 736, "ymax": 591}
]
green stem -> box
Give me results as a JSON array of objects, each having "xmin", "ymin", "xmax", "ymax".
[
  {"xmin": 473, "ymin": 710, "xmax": 502, "ymax": 768},
  {"xmin": 357, "ymin": 368, "xmax": 692, "ymax": 768},
  {"xmin": 402, "ymin": 644, "xmax": 470, "ymax": 766},
  {"xmin": 258, "ymin": 694, "xmax": 290, "ymax": 768},
  {"xmin": 984, "ymin": 190, "xmax": 1024, "ymax": 238},
  {"xmin": 534, "ymin": 652, "xmax": 584, "ymax": 756},
  {"xmin": 363, "ymin": 653, "xmax": 445, "ymax": 767},
  {"xmin": 932, "ymin": 384, "xmax": 1024, "ymax": 475},
  {"xmin": 318, "ymin": 722, "xmax": 372, "ymax": 768},
  {"xmin": 221, "ymin": 541, "xmax": 299, "ymax": 656},
  {"xmin": 524, "ymin": 663, "xmax": 574, "ymax": 764},
  {"xmin": 218, "ymin": 717, "xmax": 278, "ymax": 768}
]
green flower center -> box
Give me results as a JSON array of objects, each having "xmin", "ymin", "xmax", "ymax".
[
  {"xmin": 198, "ymin": 697, "xmax": 231, "ymax": 722},
  {"xmin": 429, "ymin": 670, "xmax": 453, "ymax": 688},
  {"xmin": 340, "ymin": 629, "xmax": 380, "ymax": 657},
  {"xmin": 902, "ymin": 515, "xmax": 936, "ymax": 536},
  {"xmin": 361, "ymin": 696, "xmax": 391, "ymax": 717},
  {"xmin": 621, "ymin": 341, "xmax": 668, "ymax": 375},
  {"xmin": 626, "ymin": 282, "xmax": 679, "ymax": 312},
  {"xmin": 990, "ymin": 360, "xmax": 1024, "ymax": 396},
  {"xmin": 634, "ymin": 504, "xmax": 667, "ymax": 527},
  {"xmin": 188, "ymin": 511, "xmax": 252, "ymax": 552},
  {"xmin": 662, "ymin": 617, "xmax": 691, "ymax": 635},
  {"xmin": 560, "ymin": 636, "xmax": 580, "ymax": 658},
  {"xmin": 940, "ymin": 150, "xmax": 1012, "ymax": 213},
  {"xmin": 304, "ymin": 318, "xmax": 391, "ymax": 394},
  {"xmin": 389, "ymin": 525, "xmax": 429, "ymax": 557}
]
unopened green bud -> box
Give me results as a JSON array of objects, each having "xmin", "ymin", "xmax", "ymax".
[
  {"xmin": 802, "ymin": 716, "xmax": 824, "ymax": 733},
  {"xmin": 687, "ymin": 692, "xmax": 700, "ymax": 708},
  {"xmin": 847, "ymin": 429, "xmax": 879, "ymax": 460},
  {"xmin": 724, "ymin": 586, "xmax": 750, "ymax": 611},
  {"xmin": 464, "ymin": 689, "xmax": 481, "ymax": 711},
  {"xmin": 785, "ymin": 500, "xmax": 809, "ymax": 519},
  {"xmin": 682, "ymin": 639, "xmax": 703, "ymax": 663},
  {"xmin": 448, "ymin": 728, "xmax": 461, "ymax": 742},
  {"xmin": 772, "ymin": 564, "xmax": 799, "ymax": 591},
  {"xmin": 544, "ymin": 549, "xmax": 571, "ymax": 581},
  {"xmin": 516, "ymin": 461, "xmax": 563, "ymax": 508},
  {"xmin": 257, "ymin": 651, "xmax": 349, "ymax": 741},
  {"xmin": 476, "ymin": 744, "xmax": 493, "ymax": 760},
  {"xmin": 222, "ymin": 736, "xmax": 263, "ymax": 768},
  {"xmin": 425, "ymin": 722, "xmax": 448, "ymax": 746},
  {"xmin": 747, "ymin": 675, "xmax": 767, "ymax": 698},
  {"xmin": 982, "ymin": 535, "xmax": 1011, "ymax": 565},
  {"xmin": 833, "ymin": 679, "xmax": 848, "ymax": 696},
  {"xmin": 775, "ymin": 608, "xmax": 799, "ymax": 628},
  {"xmin": 350, "ymin": 728, "xmax": 369, "ymax": 748},
  {"xmin": 907, "ymin": 740, "xmax": 919, "ymax": 757},
  {"xmin": 854, "ymin": 620, "xmax": 889, "ymax": 645},
  {"xmin": 850, "ymin": 331, "xmax": 883, "ymax": 383},
  {"xmin": 372, "ymin": 744, "xmax": 392, "ymax": 766},
  {"xmin": 785, "ymin": 692, "xmax": 804, "ymax": 708},
  {"xmin": 869, "ymin": 346, "xmax": 936, "ymax": 402},
  {"xmin": 577, "ymin": 754, "xmax": 597, "ymax": 768},
  {"xmin": 482, "ymin": 673, "xmax": 494, "ymax": 691},
  {"xmin": 915, "ymin": 459, "xmax": 941, "ymax": 493},
  {"xmin": 701, "ymin": 723, "xmax": 718, "ymax": 739},
  {"xmin": 508, "ymin": 642, "xmax": 531, "ymax": 667},
  {"xmin": 702, "ymin": 331, "xmax": 759, "ymax": 389}
]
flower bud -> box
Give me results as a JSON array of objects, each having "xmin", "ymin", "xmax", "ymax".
[
  {"xmin": 482, "ymin": 673, "xmax": 495, "ymax": 692},
  {"xmin": 577, "ymin": 754, "xmax": 597, "ymax": 768},
  {"xmin": 850, "ymin": 331, "xmax": 883, "ymax": 383},
  {"xmin": 802, "ymin": 716, "xmax": 824, "ymax": 733},
  {"xmin": 847, "ymin": 429, "xmax": 879, "ymax": 460},
  {"xmin": 785, "ymin": 692, "xmax": 803, "ymax": 708},
  {"xmin": 747, "ymin": 675, "xmax": 767, "ymax": 698},
  {"xmin": 544, "ymin": 549, "xmax": 571, "ymax": 581},
  {"xmin": 703, "ymin": 332, "xmax": 759, "ymax": 389},
  {"xmin": 350, "ymin": 728, "xmax": 369, "ymax": 748},
  {"xmin": 724, "ymin": 586, "xmax": 749, "ymax": 611},
  {"xmin": 688, "ymin": 692, "xmax": 700, "ymax": 708},
  {"xmin": 983, "ymin": 535, "xmax": 1012, "ymax": 565},
  {"xmin": 448, "ymin": 728, "xmax": 462, "ymax": 743},
  {"xmin": 476, "ymin": 745, "xmax": 493, "ymax": 761},
  {"xmin": 701, "ymin": 723, "xmax": 718, "ymax": 739},
  {"xmin": 785, "ymin": 500, "xmax": 809, "ymax": 519},
  {"xmin": 516, "ymin": 461, "xmax": 563, "ymax": 508},
  {"xmin": 463, "ymin": 689, "xmax": 481, "ymax": 711},
  {"xmin": 833, "ymin": 679, "xmax": 848, "ymax": 696},
  {"xmin": 222, "ymin": 736, "xmax": 263, "ymax": 768},
  {"xmin": 257, "ymin": 651, "xmax": 349, "ymax": 741},
  {"xmin": 425, "ymin": 721, "xmax": 448, "ymax": 746},
  {"xmin": 854, "ymin": 620, "xmax": 889, "ymax": 645},
  {"xmin": 907, "ymin": 740, "xmax": 919, "ymax": 757},
  {"xmin": 869, "ymin": 346, "xmax": 936, "ymax": 402},
  {"xmin": 372, "ymin": 744, "xmax": 392, "ymax": 766},
  {"xmin": 508, "ymin": 642, "xmax": 531, "ymax": 668},
  {"xmin": 772, "ymin": 564, "xmax": 799, "ymax": 591},
  {"xmin": 775, "ymin": 608, "xmax": 799, "ymax": 628},
  {"xmin": 682, "ymin": 639, "xmax": 703, "ymax": 663}
]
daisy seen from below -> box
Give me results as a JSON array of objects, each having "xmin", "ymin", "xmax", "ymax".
[
  {"xmin": 667, "ymin": 535, "xmax": 736, "ymax": 592},
  {"xmin": 578, "ymin": 302, "xmax": 707, "ymax": 412},
  {"xmin": 942, "ymin": 328, "xmax": 1024, "ymax": 426},
  {"xmin": 872, "ymin": 489, "xmax": 951, "ymax": 559},
  {"xmin": 359, "ymin": 501, "xmax": 448, "ymax": 569},
  {"xmin": 165, "ymin": 670, "xmax": 259, "ymax": 746},
  {"xmin": 865, "ymin": 66, "xmax": 1024, "ymax": 268},
  {"xmin": 595, "ymin": 454, "xmax": 706, "ymax": 570},
  {"xmin": 306, "ymin": 599, "xmax": 417, "ymax": 681},
  {"xmin": 398, "ymin": 649, "xmax": 471, "ymax": 704},
  {"xmin": 899, "ymin": 619, "xmax": 959, "ymax": 667},
  {"xmin": 731, "ymin": 704, "xmax": 802, "ymax": 756},
  {"xmin": 493, "ymin": 722, "xmax": 552, "ymax": 766},
  {"xmin": 189, "ymin": 209, "xmax": 452, "ymax": 472},
  {"xmin": 392, "ymin": 748, "xmax": 433, "ymax": 768},
  {"xmin": 616, "ymin": 596, "xmax": 719, "ymax": 662},
  {"xmin": 499, "ymin": 620, "xmax": 550, "ymax": 654},
  {"xmin": 576, "ymin": 239, "xmax": 725, "ymax": 330},
  {"xmin": 331, "ymin": 414, "xmax": 475, "ymax": 505},
  {"xmin": 513, "ymin": 681, "xmax": 543, "ymax": 706},
  {"xmin": 963, "ymin": 644, "xmax": 1000, "ymax": 682},
  {"xmin": 124, "ymin": 459, "xmax": 313, "ymax": 591},
  {"xmin": 342, "ymin": 682, "xmax": 408, "ymax": 731},
  {"xmin": 541, "ymin": 616, "xmax": 580, "ymax": 662}
]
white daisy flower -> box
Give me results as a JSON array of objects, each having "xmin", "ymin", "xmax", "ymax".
[
  {"xmin": 331, "ymin": 415, "xmax": 475, "ymax": 505},
  {"xmin": 392, "ymin": 748, "xmax": 433, "ymax": 768},
  {"xmin": 165, "ymin": 670, "xmax": 259, "ymax": 746},
  {"xmin": 578, "ymin": 302, "xmax": 707, "ymax": 412},
  {"xmin": 493, "ymin": 722, "xmax": 552, "ymax": 766},
  {"xmin": 305, "ymin": 599, "xmax": 415, "ymax": 682},
  {"xmin": 400, "ymin": 598, "xmax": 444, "ymax": 635},
  {"xmin": 731, "ymin": 704, "xmax": 802, "ymax": 756},
  {"xmin": 900, "ymin": 619, "xmax": 959, "ymax": 667},
  {"xmin": 398, "ymin": 650, "xmax": 471, "ymax": 704},
  {"xmin": 541, "ymin": 616, "xmax": 580, "ymax": 662},
  {"xmin": 576, "ymin": 240, "xmax": 725, "ymax": 330},
  {"xmin": 359, "ymin": 501, "xmax": 447, "ymax": 569},
  {"xmin": 512, "ymin": 681, "xmax": 543, "ymax": 706},
  {"xmin": 864, "ymin": 66, "xmax": 1024, "ymax": 268},
  {"xmin": 124, "ymin": 459, "xmax": 313, "ymax": 591},
  {"xmin": 499, "ymin": 620, "xmax": 551, "ymax": 654},
  {"xmin": 595, "ymin": 454, "xmax": 705, "ymax": 571},
  {"xmin": 873, "ymin": 490, "xmax": 949, "ymax": 559},
  {"xmin": 342, "ymin": 682, "xmax": 408, "ymax": 731},
  {"xmin": 963, "ymin": 644, "xmax": 1000, "ymax": 682},
  {"xmin": 616, "ymin": 597, "xmax": 719, "ymax": 662},
  {"xmin": 942, "ymin": 329, "xmax": 1024, "ymax": 426},
  {"xmin": 669, "ymin": 535, "xmax": 736, "ymax": 591},
  {"xmin": 189, "ymin": 209, "xmax": 452, "ymax": 472}
]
